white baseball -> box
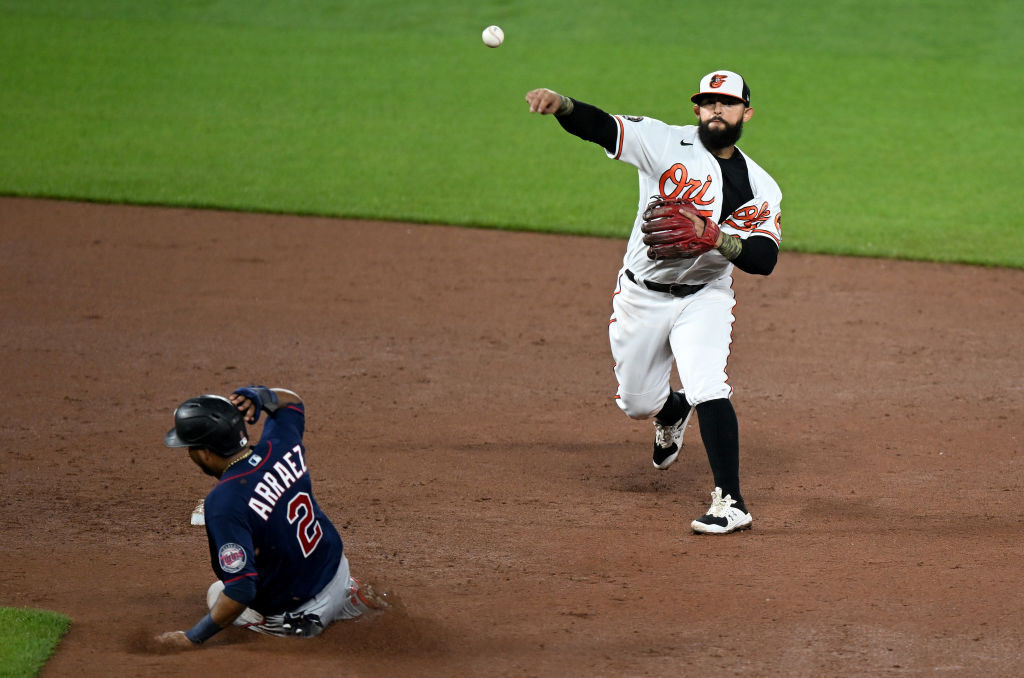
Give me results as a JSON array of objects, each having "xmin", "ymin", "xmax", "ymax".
[{"xmin": 482, "ymin": 25, "xmax": 504, "ymax": 48}]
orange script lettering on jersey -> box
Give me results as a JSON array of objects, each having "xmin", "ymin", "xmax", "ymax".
[
  {"xmin": 658, "ymin": 164, "xmax": 714, "ymax": 207},
  {"xmin": 723, "ymin": 202, "xmax": 772, "ymax": 231}
]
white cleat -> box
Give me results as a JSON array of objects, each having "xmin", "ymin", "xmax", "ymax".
[
  {"xmin": 691, "ymin": 487, "xmax": 752, "ymax": 534},
  {"xmin": 652, "ymin": 407, "xmax": 693, "ymax": 470}
]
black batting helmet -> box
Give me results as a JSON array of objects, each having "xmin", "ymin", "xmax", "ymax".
[{"xmin": 164, "ymin": 395, "xmax": 249, "ymax": 457}]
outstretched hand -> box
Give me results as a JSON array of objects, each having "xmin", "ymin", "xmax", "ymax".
[
  {"xmin": 154, "ymin": 630, "xmax": 196, "ymax": 650},
  {"xmin": 525, "ymin": 88, "xmax": 565, "ymax": 115}
]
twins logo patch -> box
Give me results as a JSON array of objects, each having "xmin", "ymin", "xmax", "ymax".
[{"xmin": 218, "ymin": 543, "xmax": 247, "ymax": 573}]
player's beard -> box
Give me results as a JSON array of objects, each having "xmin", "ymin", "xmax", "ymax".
[{"xmin": 698, "ymin": 117, "xmax": 744, "ymax": 151}]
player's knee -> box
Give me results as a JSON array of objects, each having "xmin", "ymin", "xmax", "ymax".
[
  {"xmin": 616, "ymin": 393, "xmax": 663, "ymax": 420},
  {"xmin": 206, "ymin": 580, "xmax": 225, "ymax": 611}
]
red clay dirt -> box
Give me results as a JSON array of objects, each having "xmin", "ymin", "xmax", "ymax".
[{"xmin": 1, "ymin": 197, "xmax": 1022, "ymax": 677}]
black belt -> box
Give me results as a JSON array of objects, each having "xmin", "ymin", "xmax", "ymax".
[{"xmin": 626, "ymin": 269, "xmax": 705, "ymax": 298}]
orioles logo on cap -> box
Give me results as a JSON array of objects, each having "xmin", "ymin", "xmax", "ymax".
[{"xmin": 710, "ymin": 74, "xmax": 728, "ymax": 89}]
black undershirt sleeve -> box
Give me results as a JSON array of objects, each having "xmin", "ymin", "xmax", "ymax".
[
  {"xmin": 555, "ymin": 99, "xmax": 618, "ymax": 154},
  {"xmin": 716, "ymin": 151, "xmax": 778, "ymax": 276},
  {"xmin": 730, "ymin": 235, "xmax": 778, "ymax": 276}
]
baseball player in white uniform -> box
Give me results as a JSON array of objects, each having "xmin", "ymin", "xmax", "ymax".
[{"xmin": 525, "ymin": 71, "xmax": 782, "ymax": 534}]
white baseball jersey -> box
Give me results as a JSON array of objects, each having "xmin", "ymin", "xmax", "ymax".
[
  {"xmin": 607, "ymin": 115, "xmax": 782, "ymax": 285},
  {"xmin": 606, "ymin": 115, "xmax": 783, "ymax": 415}
]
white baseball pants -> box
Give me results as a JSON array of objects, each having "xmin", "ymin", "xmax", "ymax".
[{"xmin": 609, "ymin": 272, "xmax": 736, "ymax": 418}]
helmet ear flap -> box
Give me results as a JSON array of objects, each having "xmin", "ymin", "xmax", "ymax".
[{"xmin": 165, "ymin": 395, "xmax": 249, "ymax": 457}]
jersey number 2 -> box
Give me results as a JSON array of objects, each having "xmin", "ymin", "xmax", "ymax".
[{"xmin": 287, "ymin": 492, "xmax": 324, "ymax": 558}]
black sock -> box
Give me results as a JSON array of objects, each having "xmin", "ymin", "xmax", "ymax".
[
  {"xmin": 695, "ymin": 398, "xmax": 746, "ymax": 512},
  {"xmin": 655, "ymin": 391, "xmax": 691, "ymax": 426}
]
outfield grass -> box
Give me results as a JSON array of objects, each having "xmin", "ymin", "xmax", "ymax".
[
  {"xmin": 0, "ymin": 608, "xmax": 70, "ymax": 678},
  {"xmin": 0, "ymin": 1, "xmax": 1021, "ymax": 266}
]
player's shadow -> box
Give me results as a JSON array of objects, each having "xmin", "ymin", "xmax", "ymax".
[
  {"xmin": 128, "ymin": 591, "xmax": 451, "ymax": 657},
  {"xmin": 564, "ymin": 440, "xmax": 705, "ymax": 495},
  {"xmin": 281, "ymin": 600, "xmax": 451, "ymax": 658}
]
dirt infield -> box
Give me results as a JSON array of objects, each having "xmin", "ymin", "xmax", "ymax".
[{"xmin": 2, "ymin": 197, "xmax": 1022, "ymax": 677}]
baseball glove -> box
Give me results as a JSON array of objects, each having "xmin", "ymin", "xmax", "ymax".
[{"xmin": 641, "ymin": 196, "xmax": 721, "ymax": 260}]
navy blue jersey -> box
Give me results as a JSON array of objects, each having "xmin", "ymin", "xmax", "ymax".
[{"xmin": 203, "ymin": 403, "xmax": 343, "ymax": 615}]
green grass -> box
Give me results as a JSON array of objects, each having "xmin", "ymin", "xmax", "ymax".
[
  {"xmin": 0, "ymin": 0, "xmax": 1021, "ymax": 266},
  {"xmin": 0, "ymin": 608, "xmax": 71, "ymax": 678}
]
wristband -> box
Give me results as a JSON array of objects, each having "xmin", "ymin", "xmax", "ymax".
[
  {"xmin": 184, "ymin": 613, "xmax": 222, "ymax": 644},
  {"xmin": 556, "ymin": 95, "xmax": 574, "ymax": 116},
  {"xmin": 251, "ymin": 386, "xmax": 280, "ymax": 414},
  {"xmin": 717, "ymin": 234, "xmax": 743, "ymax": 261}
]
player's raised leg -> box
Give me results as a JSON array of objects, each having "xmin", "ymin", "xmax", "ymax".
[
  {"xmin": 651, "ymin": 390, "xmax": 693, "ymax": 469},
  {"xmin": 609, "ymin": 277, "xmax": 679, "ymax": 417}
]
